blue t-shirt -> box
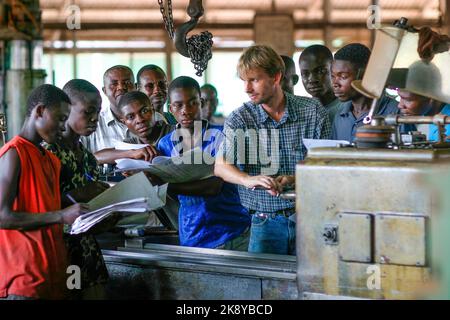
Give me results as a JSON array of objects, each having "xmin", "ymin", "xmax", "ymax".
[
  {"xmin": 157, "ymin": 122, "xmax": 250, "ymax": 248},
  {"xmin": 429, "ymin": 104, "xmax": 450, "ymax": 141}
]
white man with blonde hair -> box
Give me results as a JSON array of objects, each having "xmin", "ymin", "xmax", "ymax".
[{"xmin": 214, "ymin": 44, "xmax": 331, "ymax": 255}]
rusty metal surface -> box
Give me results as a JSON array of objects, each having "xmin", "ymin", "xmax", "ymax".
[
  {"xmin": 375, "ymin": 214, "xmax": 427, "ymax": 267},
  {"xmin": 111, "ymin": 244, "xmax": 296, "ymax": 280},
  {"xmin": 296, "ymin": 148, "xmax": 447, "ymax": 299},
  {"xmin": 105, "ymin": 263, "xmax": 263, "ymax": 300},
  {"xmin": 307, "ymin": 147, "xmax": 450, "ymax": 161},
  {"xmin": 102, "ymin": 247, "xmax": 298, "ymax": 299},
  {"xmin": 338, "ymin": 213, "xmax": 372, "ymax": 263},
  {"xmin": 336, "ymin": 262, "xmax": 431, "ymax": 299}
]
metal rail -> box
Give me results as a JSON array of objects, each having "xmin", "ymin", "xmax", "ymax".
[{"xmin": 103, "ymin": 244, "xmax": 297, "ymax": 280}]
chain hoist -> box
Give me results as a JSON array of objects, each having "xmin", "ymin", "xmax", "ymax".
[
  {"xmin": 157, "ymin": 0, "xmax": 174, "ymax": 39},
  {"xmin": 157, "ymin": 0, "xmax": 213, "ymax": 77}
]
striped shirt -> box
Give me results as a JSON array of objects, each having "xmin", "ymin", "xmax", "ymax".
[{"xmin": 220, "ymin": 92, "xmax": 331, "ymax": 212}]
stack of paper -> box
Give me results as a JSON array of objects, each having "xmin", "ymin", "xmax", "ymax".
[
  {"xmin": 69, "ymin": 172, "xmax": 168, "ymax": 234},
  {"xmin": 114, "ymin": 141, "xmax": 149, "ymax": 150},
  {"xmin": 114, "ymin": 148, "xmax": 214, "ymax": 183},
  {"xmin": 70, "ymin": 197, "xmax": 151, "ymax": 234}
]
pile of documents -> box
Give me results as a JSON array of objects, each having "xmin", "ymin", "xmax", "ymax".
[
  {"xmin": 70, "ymin": 197, "xmax": 151, "ymax": 234},
  {"xmin": 69, "ymin": 172, "xmax": 167, "ymax": 234}
]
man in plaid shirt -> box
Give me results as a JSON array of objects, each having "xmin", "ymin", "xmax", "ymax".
[{"xmin": 215, "ymin": 45, "xmax": 330, "ymax": 255}]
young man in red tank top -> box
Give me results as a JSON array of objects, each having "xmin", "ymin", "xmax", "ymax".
[{"xmin": 0, "ymin": 84, "xmax": 89, "ymax": 300}]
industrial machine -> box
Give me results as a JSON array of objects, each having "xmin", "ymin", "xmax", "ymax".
[
  {"xmin": 296, "ymin": 19, "xmax": 450, "ymax": 300},
  {"xmin": 296, "ymin": 138, "xmax": 450, "ymax": 300}
]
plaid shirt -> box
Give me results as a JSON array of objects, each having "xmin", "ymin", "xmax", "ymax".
[{"xmin": 220, "ymin": 92, "xmax": 331, "ymax": 212}]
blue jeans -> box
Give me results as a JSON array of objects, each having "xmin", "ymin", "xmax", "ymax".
[{"xmin": 248, "ymin": 212, "xmax": 296, "ymax": 255}]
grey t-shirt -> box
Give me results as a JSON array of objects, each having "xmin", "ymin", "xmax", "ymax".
[{"xmin": 123, "ymin": 121, "xmax": 175, "ymax": 147}]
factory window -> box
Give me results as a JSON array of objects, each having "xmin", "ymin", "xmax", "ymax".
[
  {"xmin": 43, "ymin": 51, "xmax": 167, "ymax": 111},
  {"xmin": 292, "ymin": 51, "xmax": 311, "ymax": 98},
  {"xmin": 76, "ymin": 53, "xmax": 132, "ymax": 88},
  {"xmin": 171, "ymin": 53, "xmax": 206, "ymax": 84},
  {"xmin": 131, "ymin": 53, "xmax": 166, "ymax": 76},
  {"xmin": 42, "ymin": 53, "xmax": 74, "ymax": 89},
  {"xmin": 204, "ymin": 52, "xmax": 249, "ymax": 117}
]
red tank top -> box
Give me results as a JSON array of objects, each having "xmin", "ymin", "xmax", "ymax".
[{"xmin": 0, "ymin": 136, "xmax": 68, "ymax": 299}]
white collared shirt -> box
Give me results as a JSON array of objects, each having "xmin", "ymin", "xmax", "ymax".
[
  {"xmin": 80, "ymin": 106, "xmax": 131, "ymax": 153},
  {"xmin": 154, "ymin": 112, "xmax": 168, "ymax": 124}
]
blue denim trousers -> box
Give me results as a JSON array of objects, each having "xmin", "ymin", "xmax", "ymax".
[{"xmin": 248, "ymin": 212, "xmax": 296, "ymax": 255}]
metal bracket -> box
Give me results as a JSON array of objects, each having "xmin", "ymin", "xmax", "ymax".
[
  {"xmin": 323, "ymin": 224, "xmax": 339, "ymax": 245},
  {"xmin": 0, "ymin": 113, "xmax": 6, "ymax": 146}
]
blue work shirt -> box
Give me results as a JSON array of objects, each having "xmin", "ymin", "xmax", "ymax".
[
  {"xmin": 157, "ymin": 121, "xmax": 250, "ymax": 248},
  {"xmin": 332, "ymin": 95, "xmax": 399, "ymax": 142},
  {"xmin": 429, "ymin": 104, "xmax": 450, "ymax": 141}
]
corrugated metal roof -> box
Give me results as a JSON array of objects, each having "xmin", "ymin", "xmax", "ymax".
[
  {"xmin": 40, "ymin": 0, "xmax": 441, "ymax": 23},
  {"xmin": 39, "ymin": 0, "xmax": 444, "ymax": 42}
]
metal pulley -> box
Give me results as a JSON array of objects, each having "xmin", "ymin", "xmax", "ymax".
[{"xmin": 354, "ymin": 116, "xmax": 395, "ymax": 148}]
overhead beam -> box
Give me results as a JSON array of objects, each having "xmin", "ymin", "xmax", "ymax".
[{"xmin": 43, "ymin": 20, "xmax": 441, "ymax": 31}]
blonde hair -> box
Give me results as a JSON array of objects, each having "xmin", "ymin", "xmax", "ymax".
[{"xmin": 237, "ymin": 44, "xmax": 285, "ymax": 78}]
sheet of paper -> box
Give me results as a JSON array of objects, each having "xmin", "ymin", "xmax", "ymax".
[
  {"xmin": 114, "ymin": 141, "xmax": 149, "ymax": 150},
  {"xmin": 302, "ymin": 139, "xmax": 350, "ymax": 151},
  {"xmin": 88, "ymin": 171, "xmax": 167, "ymax": 211},
  {"xmin": 70, "ymin": 197, "xmax": 151, "ymax": 234},
  {"xmin": 114, "ymin": 148, "xmax": 214, "ymax": 183},
  {"xmin": 115, "ymin": 158, "xmax": 151, "ymax": 171}
]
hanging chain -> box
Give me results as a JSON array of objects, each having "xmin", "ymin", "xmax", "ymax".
[
  {"xmin": 186, "ymin": 31, "xmax": 213, "ymax": 77},
  {"xmin": 158, "ymin": 0, "xmax": 174, "ymax": 39},
  {"xmin": 158, "ymin": 0, "xmax": 213, "ymax": 76}
]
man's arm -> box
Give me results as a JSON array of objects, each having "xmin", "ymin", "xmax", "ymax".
[
  {"xmin": 94, "ymin": 146, "xmax": 159, "ymax": 164},
  {"xmin": 214, "ymin": 155, "xmax": 280, "ymax": 196},
  {"xmin": 213, "ymin": 115, "xmax": 281, "ymax": 195},
  {"xmin": 0, "ymin": 149, "xmax": 88, "ymax": 230}
]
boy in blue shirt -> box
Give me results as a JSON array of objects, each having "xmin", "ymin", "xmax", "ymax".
[
  {"xmin": 157, "ymin": 76, "xmax": 250, "ymax": 250},
  {"xmin": 331, "ymin": 43, "xmax": 399, "ymax": 142}
]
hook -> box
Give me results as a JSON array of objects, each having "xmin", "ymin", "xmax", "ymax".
[{"xmin": 174, "ymin": 0, "xmax": 204, "ymax": 57}]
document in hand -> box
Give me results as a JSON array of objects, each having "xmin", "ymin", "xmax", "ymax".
[
  {"xmin": 302, "ymin": 139, "xmax": 350, "ymax": 151},
  {"xmin": 113, "ymin": 141, "xmax": 149, "ymax": 150},
  {"xmin": 69, "ymin": 172, "xmax": 167, "ymax": 234},
  {"xmin": 114, "ymin": 148, "xmax": 214, "ymax": 183}
]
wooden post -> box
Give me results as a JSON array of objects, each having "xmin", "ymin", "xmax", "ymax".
[{"xmin": 254, "ymin": 14, "xmax": 295, "ymax": 56}]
